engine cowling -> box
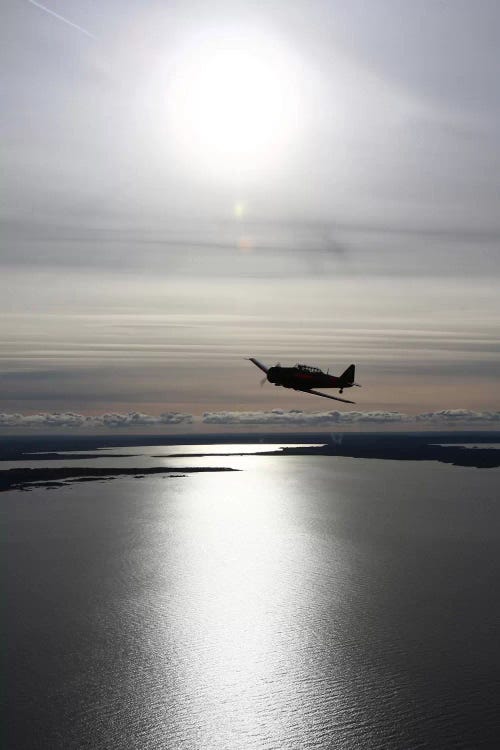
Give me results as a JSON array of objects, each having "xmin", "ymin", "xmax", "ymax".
[{"xmin": 267, "ymin": 366, "xmax": 281, "ymax": 384}]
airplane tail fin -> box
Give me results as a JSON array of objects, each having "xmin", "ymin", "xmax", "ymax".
[{"xmin": 340, "ymin": 364, "xmax": 359, "ymax": 385}]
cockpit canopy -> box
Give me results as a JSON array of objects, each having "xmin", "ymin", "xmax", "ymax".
[{"xmin": 295, "ymin": 363, "xmax": 323, "ymax": 374}]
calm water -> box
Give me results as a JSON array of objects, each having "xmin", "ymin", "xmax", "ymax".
[{"xmin": 2, "ymin": 447, "xmax": 500, "ymax": 749}]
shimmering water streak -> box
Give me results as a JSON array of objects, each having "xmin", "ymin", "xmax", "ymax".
[{"xmin": 0, "ymin": 443, "xmax": 321, "ymax": 471}]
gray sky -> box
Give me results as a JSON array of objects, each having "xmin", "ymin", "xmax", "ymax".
[{"xmin": 2, "ymin": 0, "xmax": 499, "ymax": 430}]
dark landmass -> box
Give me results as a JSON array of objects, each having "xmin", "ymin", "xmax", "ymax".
[
  {"xmin": 0, "ymin": 432, "xmax": 498, "ymax": 493},
  {"xmin": 152, "ymin": 431, "xmax": 500, "ymax": 468},
  {"xmin": 261, "ymin": 443, "xmax": 500, "ymax": 468},
  {"xmin": 1, "ymin": 430, "xmax": 499, "ymax": 459},
  {"xmin": 0, "ymin": 465, "xmax": 236, "ymax": 492}
]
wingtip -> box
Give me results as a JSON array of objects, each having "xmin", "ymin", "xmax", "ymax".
[{"xmin": 248, "ymin": 357, "xmax": 269, "ymax": 374}]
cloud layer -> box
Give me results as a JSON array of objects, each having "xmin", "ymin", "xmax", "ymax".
[
  {"xmin": 1, "ymin": 409, "xmax": 499, "ymax": 430},
  {"xmin": 0, "ymin": 412, "xmax": 193, "ymax": 429},
  {"xmin": 203, "ymin": 409, "xmax": 500, "ymax": 426}
]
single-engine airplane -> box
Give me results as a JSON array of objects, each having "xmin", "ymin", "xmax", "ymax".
[{"xmin": 248, "ymin": 358, "xmax": 361, "ymax": 404}]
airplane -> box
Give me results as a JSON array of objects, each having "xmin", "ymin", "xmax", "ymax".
[{"xmin": 248, "ymin": 358, "xmax": 361, "ymax": 404}]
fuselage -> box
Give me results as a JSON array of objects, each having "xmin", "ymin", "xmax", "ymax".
[{"xmin": 267, "ymin": 365, "xmax": 351, "ymax": 390}]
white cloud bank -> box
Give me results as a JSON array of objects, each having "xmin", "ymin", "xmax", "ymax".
[
  {"xmin": 0, "ymin": 409, "xmax": 499, "ymax": 430},
  {"xmin": 0, "ymin": 412, "xmax": 192, "ymax": 429},
  {"xmin": 415, "ymin": 409, "xmax": 500, "ymax": 424},
  {"xmin": 203, "ymin": 409, "xmax": 500, "ymax": 426},
  {"xmin": 203, "ymin": 409, "xmax": 407, "ymax": 425}
]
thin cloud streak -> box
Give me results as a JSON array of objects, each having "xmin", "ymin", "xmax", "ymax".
[{"xmin": 27, "ymin": 0, "xmax": 96, "ymax": 39}]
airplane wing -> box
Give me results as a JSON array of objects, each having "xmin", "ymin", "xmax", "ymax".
[
  {"xmin": 248, "ymin": 358, "xmax": 269, "ymax": 374},
  {"xmin": 296, "ymin": 388, "xmax": 355, "ymax": 404}
]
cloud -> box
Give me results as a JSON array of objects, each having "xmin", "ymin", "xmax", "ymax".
[
  {"xmin": 95, "ymin": 412, "xmax": 193, "ymax": 428},
  {"xmin": 203, "ymin": 409, "xmax": 409, "ymax": 426},
  {"xmin": 203, "ymin": 409, "xmax": 500, "ymax": 426},
  {"xmin": 1, "ymin": 409, "xmax": 499, "ymax": 431},
  {"xmin": 0, "ymin": 412, "xmax": 192, "ymax": 429},
  {"xmin": 416, "ymin": 409, "xmax": 500, "ymax": 424},
  {"xmin": 0, "ymin": 412, "xmax": 88, "ymax": 428}
]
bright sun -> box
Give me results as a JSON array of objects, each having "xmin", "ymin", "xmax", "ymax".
[{"xmin": 167, "ymin": 34, "xmax": 302, "ymax": 179}]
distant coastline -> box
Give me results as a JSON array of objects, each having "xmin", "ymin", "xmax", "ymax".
[
  {"xmin": 157, "ymin": 436, "xmax": 500, "ymax": 469},
  {"xmin": 259, "ymin": 442, "xmax": 500, "ymax": 468},
  {"xmin": 0, "ymin": 431, "xmax": 499, "ymax": 492}
]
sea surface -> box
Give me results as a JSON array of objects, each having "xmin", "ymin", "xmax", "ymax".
[{"xmin": 2, "ymin": 443, "xmax": 500, "ymax": 749}]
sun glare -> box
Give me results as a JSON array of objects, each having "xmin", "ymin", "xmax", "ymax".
[{"xmin": 167, "ymin": 34, "xmax": 302, "ymax": 179}]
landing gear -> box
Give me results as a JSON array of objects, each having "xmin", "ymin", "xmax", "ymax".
[{"xmin": 340, "ymin": 388, "xmax": 343, "ymax": 394}]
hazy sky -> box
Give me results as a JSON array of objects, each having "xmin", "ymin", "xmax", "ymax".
[{"xmin": 2, "ymin": 0, "xmax": 499, "ymax": 430}]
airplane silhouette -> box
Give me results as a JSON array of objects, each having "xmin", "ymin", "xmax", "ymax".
[{"xmin": 248, "ymin": 359, "xmax": 360, "ymax": 404}]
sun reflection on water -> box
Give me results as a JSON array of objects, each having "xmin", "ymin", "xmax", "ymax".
[
  {"xmin": 161, "ymin": 464, "xmax": 324, "ymax": 747},
  {"xmin": 107, "ymin": 447, "xmax": 366, "ymax": 747}
]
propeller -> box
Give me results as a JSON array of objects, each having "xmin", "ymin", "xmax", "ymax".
[{"xmin": 260, "ymin": 375, "xmax": 267, "ymax": 387}]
